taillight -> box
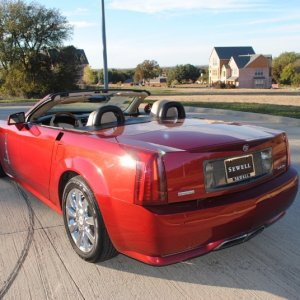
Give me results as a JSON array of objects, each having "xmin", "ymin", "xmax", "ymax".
[{"xmin": 134, "ymin": 153, "xmax": 168, "ymax": 205}]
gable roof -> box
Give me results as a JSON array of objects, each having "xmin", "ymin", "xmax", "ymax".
[
  {"xmin": 244, "ymin": 54, "xmax": 260, "ymax": 66},
  {"xmin": 45, "ymin": 48, "xmax": 89, "ymax": 65},
  {"xmin": 244, "ymin": 54, "xmax": 270, "ymax": 68},
  {"xmin": 75, "ymin": 49, "xmax": 89, "ymax": 65},
  {"xmin": 214, "ymin": 46, "xmax": 255, "ymax": 60},
  {"xmin": 232, "ymin": 56, "xmax": 250, "ymax": 68},
  {"xmin": 231, "ymin": 54, "xmax": 269, "ymax": 69}
]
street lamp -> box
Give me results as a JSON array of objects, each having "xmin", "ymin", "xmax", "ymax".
[{"xmin": 101, "ymin": 0, "xmax": 108, "ymax": 89}]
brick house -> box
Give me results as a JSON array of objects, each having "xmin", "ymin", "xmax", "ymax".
[{"xmin": 209, "ymin": 46, "xmax": 272, "ymax": 88}]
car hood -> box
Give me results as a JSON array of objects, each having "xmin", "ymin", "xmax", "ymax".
[{"xmin": 115, "ymin": 119, "xmax": 280, "ymax": 152}]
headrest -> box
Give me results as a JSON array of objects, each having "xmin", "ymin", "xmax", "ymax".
[
  {"xmin": 86, "ymin": 105, "xmax": 125, "ymax": 127},
  {"xmin": 150, "ymin": 100, "xmax": 186, "ymax": 119}
]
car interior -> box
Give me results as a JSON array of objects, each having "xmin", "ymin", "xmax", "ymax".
[{"xmin": 29, "ymin": 91, "xmax": 186, "ymax": 131}]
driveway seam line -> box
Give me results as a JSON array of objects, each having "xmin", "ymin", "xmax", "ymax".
[{"xmin": 0, "ymin": 182, "xmax": 35, "ymax": 298}]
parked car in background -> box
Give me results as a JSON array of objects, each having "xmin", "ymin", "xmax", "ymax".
[{"xmin": 0, "ymin": 89, "xmax": 298, "ymax": 265}]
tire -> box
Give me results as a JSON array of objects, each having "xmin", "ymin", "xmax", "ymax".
[
  {"xmin": 62, "ymin": 175, "xmax": 117, "ymax": 262},
  {"xmin": 0, "ymin": 163, "xmax": 6, "ymax": 177}
]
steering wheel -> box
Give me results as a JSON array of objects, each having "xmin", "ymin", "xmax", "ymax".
[
  {"xmin": 144, "ymin": 103, "xmax": 152, "ymax": 114},
  {"xmin": 50, "ymin": 112, "xmax": 82, "ymax": 128}
]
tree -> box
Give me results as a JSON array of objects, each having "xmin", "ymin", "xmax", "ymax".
[
  {"xmin": 292, "ymin": 73, "xmax": 300, "ymax": 87},
  {"xmin": 83, "ymin": 65, "xmax": 98, "ymax": 85},
  {"xmin": 0, "ymin": 1, "xmax": 72, "ymax": 70},
  {"xmin": 167, "ymin": 64, "xmax": 200, "ymax": 86},
  {"xmin": 109, "ymin": 69, "xmax": 126, "ymax": 83},
  {"xmin": 50, "ymin": 46, "xmax": 79, "ymax": 92},
  {"xmin": 98, "ymin": 69, "xmax": 131, "ymax": 84},
  {"xmin": 0, "ymin": 0, "xmax": 73, "ymax": 96},
  {"xmin": 184, "ymin": 64, "xmax": 200, "ymax": 82},
  {"xmin": 280, "ymin": 63, "xmax": 295, "ymax": 85},
  {"xmin": 1, "ymin": 46, "xmax": 79, "ymax": 97},
  {"xmin": 293, "ymin": 59, "xmax": 300, "ymax": 74},
  {"xmin": 134, "ymin": 60, "xmax": 161, "ymax": 84},
  {"xmin": 272, "ymin": 52, "xmax": 299, "ymax": 83}
]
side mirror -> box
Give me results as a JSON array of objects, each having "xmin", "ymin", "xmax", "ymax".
[{"xmin": 8, "ymin": 112, "xmax": 26, "ymax": 125}]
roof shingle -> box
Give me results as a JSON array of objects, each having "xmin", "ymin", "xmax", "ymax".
[{"xmin": 214, "ymin": 46, "xmax": 255, "ymax": 59}]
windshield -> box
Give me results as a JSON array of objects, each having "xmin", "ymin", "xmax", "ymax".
[{"xmin": 28, "ymin": 90, "xmax": 148, "ymax": 122}]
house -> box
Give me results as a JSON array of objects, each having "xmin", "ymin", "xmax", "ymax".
[
  {"xmin": 45, "ymin": 47, "xmax": 89, "ymax": 84},
  {"xmin": 149, "ymin": 76, "xmax": 167, "ymax": 86},
  {"xmin": 209, "ymin": 46, "xmax": 272, "ymax": 88}
]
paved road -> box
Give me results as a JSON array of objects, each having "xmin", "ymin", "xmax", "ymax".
[
  {"xmin": 0, "ymin": 105, "xmax": 31, "ymax": 121},
  {"xmin": 0, "ymin": 107, "xmax": 299, "ymax": 299}
]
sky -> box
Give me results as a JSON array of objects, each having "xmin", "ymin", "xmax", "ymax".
[{"xmin": 25, "ymin": 0, "xmax": 300, "ymax": 69}]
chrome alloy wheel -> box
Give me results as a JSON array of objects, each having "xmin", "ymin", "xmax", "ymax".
[{"xmin": 65, "ymin": 188, "xmax": 97, "ymax": 253}]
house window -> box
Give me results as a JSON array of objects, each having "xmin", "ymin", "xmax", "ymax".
[
  {"xmin": 232, "ymin": 68, "xmax": 238, "ymax": 76},
  {"xmin": 255, "ymin": 69, "xmax": 263, "ymax": 76},
  {"xmin": 212, "ymin": 70, "xmax": 218, "ymax": 76},
  {"xmin": 213, "ymin": 58, "xmax": 218, "ymax": 66},
  {"xmin": 223, "ymin": 71, "xmax": 226, "ymax": 77},
  {"xmin": 254, "ymin": 79, "xmax": 265, "ymax": 88}
]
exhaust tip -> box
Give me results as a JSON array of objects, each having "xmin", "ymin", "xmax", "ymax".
[{"xmin": 215, "ymin": 226, "xmax": 265, "ymax": 251}]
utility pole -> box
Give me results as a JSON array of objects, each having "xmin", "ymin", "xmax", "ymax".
[{"xmin": 101, "ymin": 0, "xmax": 108, "ymax": 89}]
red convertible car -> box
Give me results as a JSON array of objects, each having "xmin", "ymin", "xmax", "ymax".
[{"xmin": 0, "ymin": 89, "xmax": 298, "ymax": 266}]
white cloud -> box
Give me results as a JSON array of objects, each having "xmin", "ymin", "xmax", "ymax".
[
  {"xmin": 70, "ymin": 21, "xmax": 97, "ymax": 29},
  {"xmin": 108, "ymin": 0, "xmax": 269, "ymax": 13}
]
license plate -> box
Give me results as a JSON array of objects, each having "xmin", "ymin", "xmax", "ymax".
[{"xmin": 224, "ymin": 155, "xmax": 255, "ymax": 184}]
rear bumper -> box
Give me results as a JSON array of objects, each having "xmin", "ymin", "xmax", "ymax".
[{"xmin": 104, "ymin": 167, "xmax": 298, "ymax": 266}]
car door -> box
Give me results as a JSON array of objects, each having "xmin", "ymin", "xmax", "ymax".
[{"xmin": 5, "ymin": 122, "xmax": 60, "ymax": 200}]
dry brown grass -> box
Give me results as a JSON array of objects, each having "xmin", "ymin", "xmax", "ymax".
[{"xmin": 149, "ymin": 88, "xmax": 300, "ymax": 106}]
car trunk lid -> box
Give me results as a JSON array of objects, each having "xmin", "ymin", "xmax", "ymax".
[{"xmin": 117, "ymin": 119, "xmax": 276, "ymax": 152}]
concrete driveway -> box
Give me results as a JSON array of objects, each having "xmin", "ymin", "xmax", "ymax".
[{"xmin": 0, "ymin": 106, "xmax": 299, "ymax": 299}]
